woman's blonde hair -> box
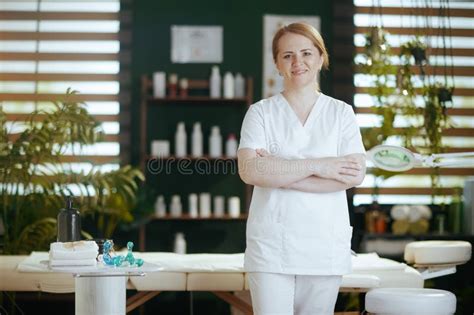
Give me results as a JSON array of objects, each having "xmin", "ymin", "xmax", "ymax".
[{"xmin": 272, "ymin": 22, "xmax": 329, "ymax": 70}]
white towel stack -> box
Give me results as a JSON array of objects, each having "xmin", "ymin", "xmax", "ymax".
[{"xmin": 49, "ymin": 240, "xmax": 98, "ymax": 267}]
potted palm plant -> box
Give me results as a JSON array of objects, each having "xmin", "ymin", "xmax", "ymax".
[{"xmin": 0, "ymin": 89, "xmax": 144, "ymax": 254}]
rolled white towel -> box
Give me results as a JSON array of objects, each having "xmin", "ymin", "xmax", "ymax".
[
  {"xmin": 410, "ymin": 205, "xmax": 432, "ymax": 220},
  {"xmin": 408, "ymin": 206, "xmax": 422, "ymax": 222},
  {"xmin": 49, "ymin": 258, "xmax": 97, "ymax": 267},
  {"xmin": 49, "ymin": 240, "xmax": 98, "ymax": 260},
  {"xmin": 390, "ymin": 205, "xmax": 410, "ymax": 220}
]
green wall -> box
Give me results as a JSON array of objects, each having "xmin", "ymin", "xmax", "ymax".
[
  {"xmin": 131, "ymin": 0, "xmax": 334, "ymax": 162},
  {"xmin": 129, "ymin": 0, "xmax": 335, "ymax": 251}
]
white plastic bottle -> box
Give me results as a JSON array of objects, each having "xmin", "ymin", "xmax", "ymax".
[
  {"xmin": 213, "ymin": 195, "xmax": 225, "ymax": 218},
  {"xmin": 170, "ymin": 195, "xmax": 182, "ymax": 217},
  {"xmin": 210, "ymin": 66, "xmax": 221, "ymax": 98},
  {"xmin": 152, "ymin": 72, "xmax": 166, "ymax": 98},
  {"xmin": 228, "ymin": 196, "xmax": 241, "ymax": 218},
  {"xmin": 188, "ymin": 193, "xmax": 198, "ymax": 218},
  {"xmin": 173, "ymin": 232, "xmax": 186, "ymax": 254},
  {"xmin": 175, "ymin": 122, "xmax": 187, "ymax": 158},
  {"xmin": 223, "ymin": 72, "xmax": 234, "ymax": 99},
  {"xmin": 225, "ymin": 133, "xmax": 238, "ymax": 158},
  {"xmin": 154, "ymin": 195, "xmax": 166, "ymax": 217},
  {"xmin": 191, "ymin": 122, "xmax": 203, "ymax": 158},
  {"xmin": 199, "ymin": 193, "xmax": 211, "ymax": 218},
  {"xmin": 209, "ymin": 126, "xmax": 222, "ymax": 158},
  {"xmin": 234, "ymin": 73, "xmax": 245, "ymax": 98}
]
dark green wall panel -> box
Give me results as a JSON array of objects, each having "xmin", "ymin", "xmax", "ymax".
[{"xmin": 129, "ymin": 0, "xmax": 334, "ymax": 254}]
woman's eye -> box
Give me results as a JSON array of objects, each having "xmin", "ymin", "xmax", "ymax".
[
  {"xmin": 304, "ymin": 52, "xmax": 312, "ymax": 56},
  {"xmin": 283, "ymin": 55, "xmax": 291, "ymax": 59}
]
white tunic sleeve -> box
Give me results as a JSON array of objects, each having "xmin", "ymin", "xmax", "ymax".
[
  {"xmin": 238, "ymin": 104, "xmax": 266, "ymax": 150},
  {"xmin": 338, "ymin": 104, "xmax": 366, "ymax": 156}
]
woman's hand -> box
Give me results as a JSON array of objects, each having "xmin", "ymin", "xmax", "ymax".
[
  {"xmin": 256, "ymin": 148, "xmax": 271, "ymax": 157},
  {"xmin": 256, "ymin": 149, "xmax": 364, "ymax": 185},
  {"xmin": 312, "ymin": 155, "xmax": 363, "ymax": 184}
]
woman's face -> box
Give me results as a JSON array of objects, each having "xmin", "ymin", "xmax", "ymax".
[{"xmin": 275, "ymin": 32, "xmax": 323, "ymax": 89}]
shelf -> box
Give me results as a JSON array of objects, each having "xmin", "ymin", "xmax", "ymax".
[
  {"xmin": 147, "ymin": 96, "xmax": 248, "ymax": 104},
  {"xmin": 139, "ymin": 74, "xmax": 254, "ymax": 251},
  {"xmin": 150, "ymin": 214, "xmax": 247, "ymax": 220}
]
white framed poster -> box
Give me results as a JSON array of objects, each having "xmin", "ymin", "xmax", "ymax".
[
  {"xmin": 171, "ymin": 25, "xmax": 223, "ymax": 63},
  {"xmin": 263, "ymin": 15, "xmax": 320, "ymax": 98}
]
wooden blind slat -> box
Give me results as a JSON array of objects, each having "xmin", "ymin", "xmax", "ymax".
[
  {"xmin": 367, "ymin": 167, "xmax": 474, "ymax": 176},
  {"xmin": 0, "ymin": 52, "xmax": 119, "ymax": 61},
  {"xmin": 365, "ymin": 127, "xmax": 474, "ymax": 137},
  {"xmin": 0, "ymin": 32, "xmax": 118, "ymax": 41},
  {"xmin": 8, "ymin": 133, "xmax": 118, "ymax": 142},
  {"xmin": 356, "ymin": 107, "xmax": 474, "ymax": 116},
  {"xmin": 355, "ymin": 65, "xmax": 474, "ymax": 77},
  {"xmin": 0, "ymin": 73, "xmax": 119, "ymax": 82},
  {"xmin": 0, "ymin": 93, "xmax": 118, "ymax": 102},
  {"xmin": 409, "ymin": 147, "xmax": 474, "ymax": 154},
  {"xmin": 355, "ymin": 47, "xmax": 474, "ymax": 57},
  {"xmin": 6, "ymin": 114, "xmax": 118, "ymax": 122},
  {"xmin": 355, "ymin": 6, "xmax": 474, "ymax": 18},
  {"xmin": 0, "ymin": 11, "xmax": 119, "ymax": 21},
  {"xmin": 59, "ymin": 156, "xmax": 120, "ymax": 164},
  {"xmin": 0, "ymin": 7, "xmax": 123, "ymax": 166},
  {"xmin": 435, "ymin": 147, "xmax": 474, "ymax": 153},
  {"xmin": 356, "ymin": 26, "xmax": 474, "ymax": 37},
  {"xmin": 354, "ymin": 187, "xmax": 456, "ymax": 195},
  {"xmin": 356, "ymin": 87, "xmax": 474, "ymax": 96}
]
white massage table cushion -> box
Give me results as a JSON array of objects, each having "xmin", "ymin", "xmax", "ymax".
[
  {"xmin": 340, "ymin": 274, "xmax": 380, "ymax": 290},
  {"xmin": 134, "ymin": 252, "xmax": 244, "ymax": 272},
  {"xmin": 366, "ymin": 288, "xmax": 456, "ymax": 315},
  {"xmin": 0, "ymin": 256, "xmax": 75, "ymax": 293},
  {"xmin": 129, "ymin": 272, "xmax": 187, "ymax": 291},
  {"xmin": 404, "ymin": 241, "xmax": 472, "ymax": 265},
  {"xmin": 131, "ymin": 252, "xmax": 245, "ymax": 291},
  {"xmin": 187, "ymin": 273, "xmax": 245, "ymax": 291},
  {"xmin": 351, "ymin": 253, "xmax": 423, "ymax": 288}
]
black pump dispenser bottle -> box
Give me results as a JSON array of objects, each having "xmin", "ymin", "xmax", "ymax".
[{"xmin": 57, "ymin": 197, "xmax": 81, "ymax": 242}]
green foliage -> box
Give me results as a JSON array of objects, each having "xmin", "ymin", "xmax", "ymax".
[
  {"xmin": 0, "ymin": 89, "xmax": 144, "ymax": 254},
  {"xmin": 358, "ymin": 29, "xmax": 451, "ymax": 195}
]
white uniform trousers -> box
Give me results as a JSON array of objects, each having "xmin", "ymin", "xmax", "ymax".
[{"xmin": 247, "ymin": 272, "xmax": 342, "ymax": 315}]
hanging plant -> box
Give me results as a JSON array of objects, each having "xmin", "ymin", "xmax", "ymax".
[
  {"xmin": 402, "ymin": 37, "xmax": 428, "ymax": 66},
  {"xmin": 358, "ymin": 29, "xmax": 452, "ymax": 198},
  {"xmin": 358, "ymin": 27, "xmax": 398, "ymax": 150},
  {"xmin": 423, "ymin": 83, "xmax": 452, "ymax": 155},
  {"xmin": 437, "ymin": 86, "xmax": 454, "ymax": 103}
]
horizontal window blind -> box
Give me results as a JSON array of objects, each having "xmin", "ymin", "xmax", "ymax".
[
  {"xmin": 353, "ymin": 0, "xmax": 474, "ymax": 205},
  {"xmin": 0, "ymin": 0, "xmax": 128, "ymax": 171}
]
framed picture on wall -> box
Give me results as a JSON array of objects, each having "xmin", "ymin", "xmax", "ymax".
[
  {"xmin": 263, "ymin": 15, "xmax": 320, "ymax": 98},
  {"xmin": 171, "ymin": 25, "xmax": 223, "ymax": 63}
]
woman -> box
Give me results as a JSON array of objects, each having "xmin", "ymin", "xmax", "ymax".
[{"xmin": 237, "ymin": 22, "xmax": 366, "ymax": 315}]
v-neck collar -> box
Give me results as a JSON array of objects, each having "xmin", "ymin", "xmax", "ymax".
[{"xmin": 279, "ymin": 92, "xmax": 324, "ymax": 129}]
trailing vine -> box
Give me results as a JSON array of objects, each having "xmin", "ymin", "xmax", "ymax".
[{"xmin": 358, "ymin": 29, "xmax": 452, "ymax": 199}]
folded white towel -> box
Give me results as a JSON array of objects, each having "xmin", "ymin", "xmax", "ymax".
[
  {"xmin": 390, "ymin": 205, "xmax": 410, "ymax": 220},
  {"xmin": 49, "ymin": 258, "xmax": 97, "ymax": 267},
  {"xmin": 49, "ymin": 241, "xmax": 98, "ymax": 260}
]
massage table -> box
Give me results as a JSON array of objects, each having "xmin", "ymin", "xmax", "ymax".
[{"xmin": 0, "ymin": 240, "xmax": 470, "ymax": 315}]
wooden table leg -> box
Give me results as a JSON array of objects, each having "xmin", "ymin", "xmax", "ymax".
[
  {"xmin": 211, "ymin": 291, "xmax": 253, "ymax": 315},
  {"xmin": 126, "ymin": 291, "xmax": 161, "ymax": 313}
]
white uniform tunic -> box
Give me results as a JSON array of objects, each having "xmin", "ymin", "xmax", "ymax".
[{"xmin": 238, "ymin": 93, "xmax": 365, "ymax": 275}]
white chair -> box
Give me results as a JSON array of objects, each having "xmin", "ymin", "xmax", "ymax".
[
  {"xmin": 365, "ymin": 240, "xmax": 472, "ymax": 315},
  {"xmin": 366, "ymin": 288, "xmax": 456, "ymax": 315}
]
